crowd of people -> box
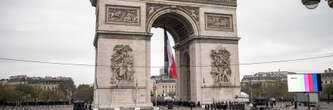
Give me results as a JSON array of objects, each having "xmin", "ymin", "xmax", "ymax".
[
  {"xmin": 0, "ymin": 101, "xmax": 70, "ymax": 106},
  {"xmin": 153, "ymin": 100, "xmax": 245, "ymax": 110}
]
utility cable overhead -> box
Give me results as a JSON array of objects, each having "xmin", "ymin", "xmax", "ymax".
[
  {"xmin": 239, "ymin": 54, "xmax": 333, "ymax": 65},
  {"xmin": 0, "ymin": 54, "xmax": 333, "ymax": 67},
  {"xmin": 0, "ymin": 57, "xmax": 95, "ymax": 67}
]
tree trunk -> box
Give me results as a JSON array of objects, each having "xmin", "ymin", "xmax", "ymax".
[{"xmin": 328, "ymin": 94, "xmax": 330, "ymax": 104}]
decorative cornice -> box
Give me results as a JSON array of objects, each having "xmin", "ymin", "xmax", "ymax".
[
  {"xmin": 167, "ymin": 0, "xmax": 237, "ymax": 7},
  {"xmin": 96, "ymin": 30, "xmax": 152, "ymax": 36},
  {"xmin": 93, "ymin": 31, "xmax": 153, "ymax": 47}
]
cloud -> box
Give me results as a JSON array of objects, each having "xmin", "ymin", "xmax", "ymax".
[
  {"xmin": 0, "ymin": 0, "xmax": 332, "ymax": 84},
  {"xmin": 238, "ymin": 0, "xmax": 333, "ymax": 78},
  {"xmin": 0, "ymin": 0, "xmax": 96, "ymax": 85}
]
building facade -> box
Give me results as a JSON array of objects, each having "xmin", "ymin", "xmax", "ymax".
[
  {"xmin": 241, "ymin": 71, "xmax": 291, "ymax": 88},
  {"xmin": 1, "ymin": 75, "xmax": 74, "ymax": 91},
  {"xmin": 151, "ymin": 75, "xmax": 176, "ymax": 97},
  {"xmin": 322, "ymin": 68, "xmax": 333, "ymax": 85}
]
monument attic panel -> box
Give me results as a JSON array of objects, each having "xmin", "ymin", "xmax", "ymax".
[
  {"xmin": 105, "ymin": 5, "xmax": 140, "ymax": 26},
  {"xmin": 167, "ymin": 0, "xmax": 237, "ymax": 6},
  {"xmin": 89, "ymin": 0, "xmax": 237, "ymax": 7},
  {"xmin": 205, "ymin": 13, "xmax": 234, "ymax": 32}
]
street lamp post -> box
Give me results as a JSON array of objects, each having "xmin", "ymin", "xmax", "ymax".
[
  {"xmin": 301, "ymin": 0, "xmax": 333, "ymax": 9},
  {"xmin": 326, "ymin": 0, "xmax": 332, "ymax": 8}
]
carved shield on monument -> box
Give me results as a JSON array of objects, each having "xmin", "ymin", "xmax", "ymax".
[
  {"xmin": 110, "ymin": 45, "xmax": 135, "ymax": 84},
  {"xmin": 210, "ymin": 47, "xmax": 232, "ymax": 83}
]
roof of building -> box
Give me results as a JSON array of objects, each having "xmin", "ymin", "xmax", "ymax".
[
  {"xmin": 242, "ymin": 71, "xmax": 291, "ymax": 81},
  {"xmin": 322, "ymin": 72, "xmax": 333, "ymax": 77},
  {"xmin": 5, "ymin": 75, "xmax": 73, "ymax": 84}
]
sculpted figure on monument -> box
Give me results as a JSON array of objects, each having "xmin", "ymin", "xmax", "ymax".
[
  {"xmin": 205, "ymin": 13, "xmax": 233, "ymax": 31},
  {"xmin": 110, "ymin": 45, "xmax": 135, "ymax": 84},
  {"xmin": 210, "ymin": 47, "xmax": 232, "ymax": 82},
  {"xmin": 106, "ymin": 5, "xmax": 140, "ymax": 25}
]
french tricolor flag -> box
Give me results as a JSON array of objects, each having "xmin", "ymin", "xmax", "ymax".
[{"xmin": 164, "ymin": 26, "xmax": 177, "ymax": 79}]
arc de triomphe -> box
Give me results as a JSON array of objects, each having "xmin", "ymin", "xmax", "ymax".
[{"xmin": 90, "ymin": 0, "xmax": 240, "ymax": 109}]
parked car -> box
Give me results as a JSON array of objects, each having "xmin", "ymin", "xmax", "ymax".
[{"xmin": 252, "ymin": 97, "xmax": 269, "ymax": 110}]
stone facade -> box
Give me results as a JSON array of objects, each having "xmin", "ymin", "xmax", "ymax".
[
  {"xmin": 322, "ymin": 68, "xmax": 333, "ymax": 85},
  {"xmin": 1, "ymin": 75, "xmax": 73, "ymax": 91},
  {"xmin": 90, "ymin": 0, "xmax": 240, "ymax": 109},
  {"xmin": 241, "ymin": 71, "xmax": 291, "ymax": 88},
  {"xmin": 151, "ymin": 75, "xmax": 176, "ymax": 97}
]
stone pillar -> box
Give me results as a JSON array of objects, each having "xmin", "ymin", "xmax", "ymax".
[
  {"xmin": 94, "ymin": 32, "xmax": 152, "ymax": 109},
  {"xmin": 194, "ymin": 37, "xmax": 241, "ymax": 104}
]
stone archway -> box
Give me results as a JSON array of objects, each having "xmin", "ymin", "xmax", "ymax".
[
  {"xmin": 90, "ymin": 0, "xmax": 240, "ymax": 109},
  {"xmin": 146, "ymin": 7, "xmax": 198, "ymax": 102}
]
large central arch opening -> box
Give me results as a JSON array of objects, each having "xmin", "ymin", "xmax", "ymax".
[
  {"xmin": 149, "ymin": 11, "xmax": 197, "ymax": 102},
  {"xmin": 151, "ymin": 13, "xmax": 194, "ymax": 42}
]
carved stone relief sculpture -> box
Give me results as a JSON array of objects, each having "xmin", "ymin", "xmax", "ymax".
[
  {"xmin": 210, "ymin": 47, "xmax": 232, "ymax": 83},
  {"xmin": 106, "ymin": 5, "xmax": 140, "ymax": 25},
  {"xmin": 110, "ymin": 45, "xmax": 135, "ymax": 84},
  {"xmin": 166, "ymin": 0, "xmax": 237, "ymax": 6},
  {"xmin": 205, "ymin": 13, "xmax": 233, "ymax": 32}
]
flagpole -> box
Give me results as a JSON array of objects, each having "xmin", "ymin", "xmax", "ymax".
[{"xmin": 164, "ymin": 24, "xmax": 168, "ymax": 77}]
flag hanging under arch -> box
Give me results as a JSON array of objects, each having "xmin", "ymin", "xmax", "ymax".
[{"xmin": 164, "ymin": 26, "xmax": 177, "ymax": 79}]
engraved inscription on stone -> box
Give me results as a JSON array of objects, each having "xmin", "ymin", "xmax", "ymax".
[
  {"xmin": 205, "ymin": 13, "xmax": 233, "ymax": 32},
  {"xmin": 106, "ymin": 5, "xmax": 140, "ymax": 25},
  {"xmin": 110, "ymin": 45, "xmax": 135, "ymax": 84},
  {"xmin": 210, "ymin": 47, "xmax": 232, "ymax": 83},
  {"xmin": 146, "ymin": 3, "xmax": 199, "ymax": 23},
  {"xmin": 111, "ymin": 89, "xmax": 134, "ymax": 103}
]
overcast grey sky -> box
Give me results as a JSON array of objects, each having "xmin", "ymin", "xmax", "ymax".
[{"xmin": 0, "ymin": 0, "xmax": 332, "ymax": 85}]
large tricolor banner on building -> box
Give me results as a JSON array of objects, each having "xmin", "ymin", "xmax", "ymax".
[
  {"xmin": 164, "ymin": 27, "xmax": 177, "ymax": 79},
  {"xmin": 287, "ymin": 74, "xmax": 322, "ymax": 92}
]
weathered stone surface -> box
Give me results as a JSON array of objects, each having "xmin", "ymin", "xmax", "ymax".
[
  {"xmin": 90, "ymin": 0, "xmax": 241, "ymax": 108},
  {"xmin": 210, "ymin": 46, "xmax": 232, "ymax": 83},
  {"xmin": 110, "ymin": 44, "xmax": 135, "ymax": 84},
  {"xmin": 205, "ymin": 13, "xmax": 234, "ymax": 32},
  {"xmin": 146, "ymin": 3, "xmax": 199, "ymax": 24},
  {"xmin": 167, "ymin": 0, "xmax": 237, "ymax": 6},
  {"xmin": 106, "ymin": 5, "xmax": 140, "ymax": 26}
]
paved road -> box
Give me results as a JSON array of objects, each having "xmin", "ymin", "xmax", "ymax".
[
  {"xmin": 159, "ymin": 106, "xmax": 203, "ymax": 110},
  {"xmin": 0, "ymin": 105, "xmax": 73, "ymax": 110},
  {"xmin": 156, "ymin": 102, "xmax": 333, "ymax": 110},
  {"xmin": 319, "ymin": 102, "xmax": 333, "ymax": 110}
]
